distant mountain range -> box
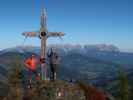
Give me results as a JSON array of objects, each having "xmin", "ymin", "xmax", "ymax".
[
  {"xmin": 0, "ymin": 44, "xmax": 133, "ymax": 96},
  {"xmin": 1, "ymin": 44, "xmax": 133, "ymax": 65},
  {"xmin": 1, "ymin": 44, "xmax": 120, "ymax": 54}
]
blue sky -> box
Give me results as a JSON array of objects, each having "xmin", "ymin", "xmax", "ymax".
[{"xmin": 0, "ymin": 0, "xmax": 132, "ymax": 52}]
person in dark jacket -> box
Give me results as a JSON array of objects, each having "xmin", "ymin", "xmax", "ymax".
[{"xmin": 47, "ymin": 48, "xmax": 60, "ymax": 80}]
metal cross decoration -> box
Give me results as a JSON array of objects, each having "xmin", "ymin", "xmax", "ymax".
[{"xmin": 22, "ymin": 6, "xmax": 64, "ymax": 80}]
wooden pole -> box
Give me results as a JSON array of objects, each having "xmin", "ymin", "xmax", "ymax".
[{"xmin": 40, "ymin": 8, "xmax": 47, "ymax": 80}]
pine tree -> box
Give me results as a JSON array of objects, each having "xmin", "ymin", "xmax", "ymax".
[
  {"xmin": 118, "ymin": 69, "xmax": 129, "ymax": 100},
  {"xmin": 6, "ymin": 55, "xmax": 23, "ymax": 100}
]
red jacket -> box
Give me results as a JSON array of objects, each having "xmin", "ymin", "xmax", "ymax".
[{"xmin": 24, "ymin": 57, "xmax": 38, "ymax": 70}]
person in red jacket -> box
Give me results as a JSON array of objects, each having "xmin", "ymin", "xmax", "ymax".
[{"xmin": 24, "ymin": 55, "xmax": 40, "ymax": 88}]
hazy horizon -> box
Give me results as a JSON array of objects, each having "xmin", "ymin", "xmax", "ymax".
[{"xmin": 0, "ymin": 43, "xmax": 133, "ymax": 53}]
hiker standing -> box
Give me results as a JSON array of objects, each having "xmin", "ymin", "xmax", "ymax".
[
  {"xmin": 48, "ymin": 48, "xmax": 60, "ymax": 80},
  {"xmin": 24, "ymin": 55, "xmax": 40, "ymax": 88}
]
